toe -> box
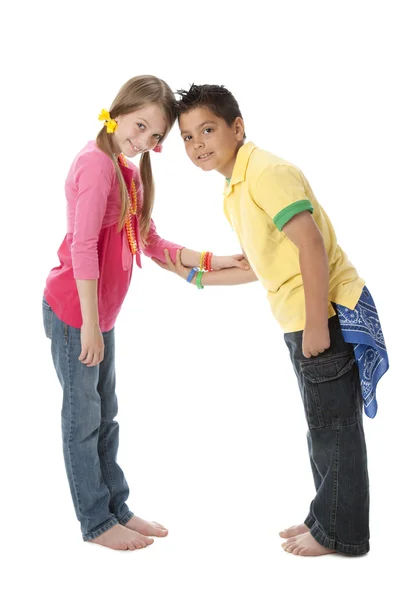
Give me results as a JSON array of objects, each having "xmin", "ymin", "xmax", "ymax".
[
  {"xmin": 284, "ymin": 542, "xmax": 298, "ymax": 553},
  {"xmin": 279, "ymin": 530, "xmax": 289, "ymax": 538},
  {"xmin": 283, "ymin": 535, "xmax": 297, "ymax": 544}
]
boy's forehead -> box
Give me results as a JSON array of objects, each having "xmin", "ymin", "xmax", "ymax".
[{"xmin": 179, "ymin": 106, "xmax": 224, "ymax": 131}]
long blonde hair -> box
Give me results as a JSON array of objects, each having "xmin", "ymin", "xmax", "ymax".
[{"xmin": 96, "ymin": 75, "xmax": 177, "ymax": 244}]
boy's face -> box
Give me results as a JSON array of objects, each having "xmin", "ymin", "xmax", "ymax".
[{"xmin": 179, "ymin": 107, "xmax": 244, "ymax": 176}]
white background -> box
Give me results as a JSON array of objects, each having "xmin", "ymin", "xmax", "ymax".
[{"xmin": 1, "ymin": 1, "xmax": 398, "ymax": 598}]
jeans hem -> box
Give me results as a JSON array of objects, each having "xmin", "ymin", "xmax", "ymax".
[
  {"xmin": 308, "ymin": 516, "xmax": 370, "ymax": 556},
  {"xmin": 304, "ymin": 514, "xmax": 315, "ymax": 529},
  {"xmin": 118, "ymin": 510, "xmax": 134, "ymax": 526},
  {"xmin": 83, "ymin": 516, "xmax": 119, "ymax": 542}
]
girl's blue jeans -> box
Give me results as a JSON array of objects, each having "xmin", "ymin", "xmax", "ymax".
[{"xmin": 42, "ymin": 297, "xmax": 133, "ymax": 541}]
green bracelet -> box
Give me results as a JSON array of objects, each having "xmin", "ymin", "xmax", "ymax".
[{"xmin": 196, "ymin": 270, "xmax": 204, "ymax": 289}]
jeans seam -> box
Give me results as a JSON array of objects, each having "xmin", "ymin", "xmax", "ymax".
[
  {"xmin": 329, "ymin": 429, "xmax": 340, "ymax": 540},
  {"xmin": 65, "ymin": 334, "xmax": 83, "ymax": 517},
  {"xmin": 102, "ymin": 419, "xmax": 116, "ymax": 500},
  {"xmin": 310, "ymin": 383, "xmax": 324, "ymax": 428}
]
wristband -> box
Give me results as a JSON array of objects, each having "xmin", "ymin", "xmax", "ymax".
[
  {"xmin": 186, "ymin": 267, "xmax": 199, "ymax": 283},
  {"xmin": 196, "ymin": 271, "xmax": 204, "ymax": 289}
]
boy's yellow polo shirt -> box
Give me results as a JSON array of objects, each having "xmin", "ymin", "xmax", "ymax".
[{"xmin": 223, "ymin": 142, "xmax": 365, "ymax": 333}]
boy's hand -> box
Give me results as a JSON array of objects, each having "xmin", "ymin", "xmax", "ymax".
[
  {"xmin": 302, "ymin": 323, "xmax": 331, "ymax": 358},
  {"xmin": 152, "ymin": 249, "xmax": 191, "ymax": 280},
  {"xmin": 212, "ymin": 254, "xmax": 250, "ymax": 270}
]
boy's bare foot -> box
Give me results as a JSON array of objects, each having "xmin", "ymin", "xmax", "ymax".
[
  {"xmin": 124, "ymin": 515, "xmax": 168, "ymax": 537},
  {"xmin": 281, "ymin": 532, "xmax": 336, "ymax": 556},
  {"xmin": 279, "ymin": 524, "xmax": 309, "ymax": 539},
  {"xmin": 89, "ymin": 524, "xmax": 154, "ymax": 551}
]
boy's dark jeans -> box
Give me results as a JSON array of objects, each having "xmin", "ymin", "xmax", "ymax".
[{"xmin": 284, "ymin": 315, "xmax": 370, "ymax": 556}]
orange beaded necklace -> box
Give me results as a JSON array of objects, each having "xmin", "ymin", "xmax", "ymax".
[{"xmin": 117, "ymin": 153, "xmax": 138, "ymax": 255}]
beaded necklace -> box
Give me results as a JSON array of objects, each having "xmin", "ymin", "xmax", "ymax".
[{"xmin": 117, "ymin": 153, "xmax": 138, "ymax": 255}]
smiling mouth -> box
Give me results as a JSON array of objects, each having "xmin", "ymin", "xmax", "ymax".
[
  {"xmin": 197, "ymin": 152, "xmax": 213, "ymax": 160},
  {"xmin": 129, "ymin": 140, "xmax": 144, "ymax": 152}
]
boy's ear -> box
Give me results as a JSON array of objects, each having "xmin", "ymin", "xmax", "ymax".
[{"xmin": 234, "ymin": 117, "xmax": 245, "ymax": 141}]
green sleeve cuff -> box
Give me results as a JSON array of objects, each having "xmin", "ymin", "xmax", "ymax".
[{"xmin": 273, "ymin": 199, "xmax": 314, "ymax": 231}]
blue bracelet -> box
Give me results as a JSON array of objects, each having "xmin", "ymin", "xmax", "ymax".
[{"xmin": 187, "ymin": 267, "xmax": 199, "ymax": 283}]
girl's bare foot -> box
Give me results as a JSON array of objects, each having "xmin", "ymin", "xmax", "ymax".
[
  {"xmin": 279, "ymin": 523, "xmax": 309, "ymax": 539},
  {"xmin": 281, "ymin": 532, "xmax": 336, "ymax": 556},
  {"xmin": 89, "ymin": 524, "xmax": 154, "ymax": 551},
  {"xmin": 124, "ymin": 515, "xmax": 168, "ymax": 537}
]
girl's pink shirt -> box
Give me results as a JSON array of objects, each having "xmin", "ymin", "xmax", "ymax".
[{"xmin": 44, "ymin": 141, "xmax": 183, "ymax": 331}]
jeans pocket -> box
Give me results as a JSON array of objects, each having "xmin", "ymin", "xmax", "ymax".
[
  {"xmin": 300, "ymin": 351, "xmax": 361, "ymax": 428},
  {"xmin": 42, "ymin": 299, "xmax": 53, "ymax": 340}
]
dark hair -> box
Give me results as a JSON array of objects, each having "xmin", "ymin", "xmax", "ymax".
[{"xmin": 176, "ymin": 84, "xmax": 244, "ymax": 129}]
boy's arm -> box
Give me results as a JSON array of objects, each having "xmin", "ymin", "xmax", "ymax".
[
  {"xmin": 282, "ymin": 211, "xmax": 330, "ymax": 357},
  {"xmin": 152, "ymin": 249, "xmax": 258, "ymax": 285}
]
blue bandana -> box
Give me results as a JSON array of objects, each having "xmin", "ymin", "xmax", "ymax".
[{"xmin": 336, "ymin": 287, "xmax": 389, "ymax": 418}]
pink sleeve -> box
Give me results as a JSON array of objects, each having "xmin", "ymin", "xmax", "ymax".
[
  {"xmin": 71, "ymin": 153, "xmax": 114, "ymax": 279},
  {"xmin": 142, "ymin": 218, "xmax": 184, "ymax": 262},
  {"xmin": 133, "ymin": 168, "xmax": 184, "ymax": 262}
]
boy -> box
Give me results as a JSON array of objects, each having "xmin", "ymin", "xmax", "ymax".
[{"xmin": 154, "ymin": 84, "xmax": 388, "ymax": 557}]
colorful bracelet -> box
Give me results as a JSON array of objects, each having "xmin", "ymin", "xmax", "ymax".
[
  {"xmin": 205, "ymin": 251, "xmax": 213, "ymax": 272},
  {"xmin": 186, "ymin": 267, "xmax": 199, "ymax": 283},
  {"xmin": 199, "ymin": 251, "xmax": 213, "ymax": 272},
  {"xmin": 196, "ymin": 270, "xmax": 204, "ymax": 289},
  {"xmin": 199, "ymin": 251, "xmax": 206, "ymax": 271}
]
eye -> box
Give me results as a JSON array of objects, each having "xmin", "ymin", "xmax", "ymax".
[
  {"xmin": 153, "ymin": 134, "xmax": 162, "ymax": 140},
  {"xmin": 183, "ymin": 135, "xmax": 192, "ymax": 142},
  {"xmin": 203, "ymin": 127, "xmax": 213, "ymax": 135},
  {"xmin": 137, "ymin": 123, "xmax": 146, "ymax": 130}
]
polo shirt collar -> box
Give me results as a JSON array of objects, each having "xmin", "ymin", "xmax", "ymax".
[{"xmin": 225, "ymin": 142, "xmax": 257, "ymax": 193}]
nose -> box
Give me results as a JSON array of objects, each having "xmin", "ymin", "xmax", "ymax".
[{"xmin": 193, "ymin": 139, "xmax": 205, "ymax": 150}]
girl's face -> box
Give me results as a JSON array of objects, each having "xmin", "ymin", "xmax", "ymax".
[{"xmin": 113, "ymin": 103, "xmax": 168, "ymax": 157}]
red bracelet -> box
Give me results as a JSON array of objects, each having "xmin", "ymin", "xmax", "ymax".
[{"xmin": 205, "ymin": 251, "xmax": 213, "ymax": 271}]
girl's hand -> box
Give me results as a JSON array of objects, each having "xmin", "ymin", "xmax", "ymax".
[
  {"xmin": 152, "ymin": 249, "xmax": 191, "ymax": 280},
  {"xmin": 79, "ymin": 323, "xmax": 105, "ymax": 367},
  {"xmin": 302, "ymin": 323, "xmax": 331, "ymax": 358},
  {"xmin": 212, "ymin": 254, "xmax": 250, "ymax": 271}
]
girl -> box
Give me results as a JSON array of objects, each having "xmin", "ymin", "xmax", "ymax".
[{"xmin": 42, "ymin": 75, "xmax": 249, "ymax": 551}]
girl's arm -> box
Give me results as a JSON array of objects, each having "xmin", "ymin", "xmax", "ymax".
[
  {"xmin": 142, "ymin": 218, "xmax": 184, "ymax": 263},
  {"xmin": 152, "ymin": 249, "xmax": 259, "ymax": 285},
  {"xmin": 76, "ymin": 279, "xmax": 99, "ymax": 324},
  {"xmin": 180, "ymin": 248, "xmax": 249, "ymax": 271},
  {"xmin": 143, "ymin": 218, "xmax": 248, "ymax": 271},
  {"xmin": 72, "ymin": 153, "xmax": 113, "ymax": 367}
]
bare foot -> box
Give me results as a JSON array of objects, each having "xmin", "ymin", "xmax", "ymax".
[
  {"xmin": 279, "ymin": 523, "xmax": 309, "ymax": 539},
  {"xmin": 124, "ymin": 515, "xmax": 168, "ymax": 537},
  {"xmin": 89, "ymin": 524, "xmax": 154, "ymax": 551},
  {"xmin": 281, "ymin": 532, "xmax": 336, "ymax": 556}
]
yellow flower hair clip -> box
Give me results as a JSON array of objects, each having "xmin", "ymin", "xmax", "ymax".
[{"xmin": 98, "ymin": 109, "xmax": 118, "ymax": 133}]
